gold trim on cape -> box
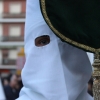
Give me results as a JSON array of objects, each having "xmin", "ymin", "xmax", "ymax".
[{"xmin": 40, "ymin": 0, "xmax": 100, "ymax": 53}]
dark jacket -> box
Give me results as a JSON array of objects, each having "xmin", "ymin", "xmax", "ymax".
[{"xmin": 4, "ymin": 85, "xmax": 18, "ymax": 100}]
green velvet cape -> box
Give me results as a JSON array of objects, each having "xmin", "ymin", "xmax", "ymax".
[{"xmin": 40, "ymin": 0, "xmax": 100, "ymax": 53}]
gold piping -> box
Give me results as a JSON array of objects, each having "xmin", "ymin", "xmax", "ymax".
[{"xmin": 40, "ymin": 0, "xmax": 100, "ymax": 53}]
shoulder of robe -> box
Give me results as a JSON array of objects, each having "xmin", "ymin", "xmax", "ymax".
[{"xmin": 16, "ymin": 95, "xmax": 31, "ymax": 100}]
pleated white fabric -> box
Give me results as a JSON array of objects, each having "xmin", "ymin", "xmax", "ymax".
[{"xmin": 17, "ymin": 0, "xmax": 94, "ymax": 100}]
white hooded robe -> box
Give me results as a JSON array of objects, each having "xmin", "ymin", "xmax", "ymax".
[{"xmin": 17, "ymin": 0, "xmax": 94, "ymax": 100}]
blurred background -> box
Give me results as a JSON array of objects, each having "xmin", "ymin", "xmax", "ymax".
[{"xmin": 0, "ymin": 0, "xmax": 26, "ymax": 100}]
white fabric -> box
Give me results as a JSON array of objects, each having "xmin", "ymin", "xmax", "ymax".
[
  {"xmin": 87, "ymin": 52, "xmax": 94, "ymax": 71},
  {"xmin": 87, "ymin": 53, "xmax": 94, "ymax": 65},
  {"xmin": 0, "ymin": 78, "xmax": 6, "ymax": 100},
  {"xmin": 17, "ymin": 0, "xmax": 93, "ymax": 100}
]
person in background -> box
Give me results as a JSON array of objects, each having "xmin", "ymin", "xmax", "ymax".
[
  {"xmin": 15, "ymin": 75, "xmax": 23, "ymax": 97},
  {"xmin": 4, "ymin": 74, "xmax": 19, "ymax": 100},
  {"xmin": 2, "ymin": 77, "xmax": 9, "ymax": 86}
]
